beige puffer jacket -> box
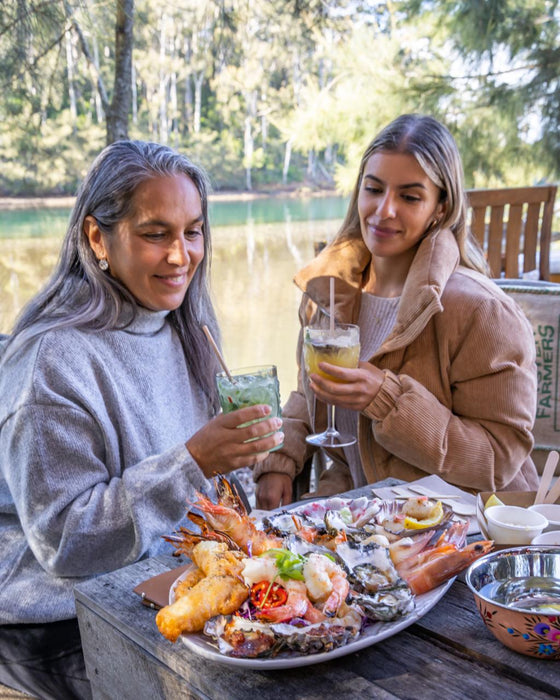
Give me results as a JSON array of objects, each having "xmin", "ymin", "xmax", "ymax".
[{"xmin": 254, "ymin": 227, "xmax": 539, "ymax": 494}]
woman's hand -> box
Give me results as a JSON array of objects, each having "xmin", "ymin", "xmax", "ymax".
[
  {"xmin": 256, "ymin": 472, "xmax": 293, "ymax": 510},
  {"xmin": 186, "ymin": 405, "xmax": 284, "ymax": 478},
  {"xmin": 308, "ymin": 361, "xmax": 385, "ymax": 411}
]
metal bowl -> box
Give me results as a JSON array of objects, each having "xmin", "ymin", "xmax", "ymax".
[{"xmin": 465, "ymin": 547, "xmax": 560, "ymax": 659}]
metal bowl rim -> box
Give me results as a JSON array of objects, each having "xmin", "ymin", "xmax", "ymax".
[{"xmin": 465, "ymin": 545, "xmax": 560, "ymax": 614}]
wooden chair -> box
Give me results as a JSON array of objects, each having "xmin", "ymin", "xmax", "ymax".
[{"xmin": 466, "ymin": 185, "xmax": 557, "ymax": 280}]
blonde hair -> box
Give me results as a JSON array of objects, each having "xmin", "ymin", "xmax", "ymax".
[{"xmin": 339, "ymin": 114, "xmax": 489, "ymax": 275}]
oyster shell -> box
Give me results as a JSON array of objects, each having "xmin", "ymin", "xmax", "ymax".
[
  {"xmin": 205, "ymin": 610, "xmax": 362, "ymax": 658},
  {"xmin": 334, "ymin": 539, "xmax": 415, "ymax": 622}
]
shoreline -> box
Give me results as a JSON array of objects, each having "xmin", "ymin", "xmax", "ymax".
[{"xmin": 0, "ymin": 185, "xmax": 339, "ymax": 211}]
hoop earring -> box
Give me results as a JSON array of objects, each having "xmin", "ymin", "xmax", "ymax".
[{"xmin": 98, "ymin": 258, "xmax": 109, "ymax": 271}]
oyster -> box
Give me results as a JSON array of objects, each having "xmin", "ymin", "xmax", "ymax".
[
  {"xmin": 205, "ymin": 609, "xmax": 363, "ymax": 658},
  {"xmin": 349, "ymin": 583, "xmax": 415, "ymax": 622},
  {"xmin": 292, "ymin": 496, "xmax": 381, "ymax": 530},
  {"xmin": 262, "ymin": 510, "xmax": 319, "ymax": 537},
  {"xmin": 334, "ymin": 539, "xmax": 415, "ymax": 622},
  {"xmin": 204, "ymin": 616, "xmax": 278, "ymax": 658}
]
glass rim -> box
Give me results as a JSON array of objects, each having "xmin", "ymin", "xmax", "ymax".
[
  {"xmin": 216, "ymin": 364, "xmax": 277, "ymax": 378},
  {"xmin": 303, "ymin": 322, "xmax": 359, "ymax": 330}
]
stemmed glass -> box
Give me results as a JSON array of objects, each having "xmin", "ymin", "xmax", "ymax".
[{"xmin": 303, "ymin": 322, "xmax": 360, "ymax": 448}]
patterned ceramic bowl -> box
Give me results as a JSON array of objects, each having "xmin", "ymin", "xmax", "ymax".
[{"xmin": 465, "ymin": 547, "xmax": 560, "ymax": 659}]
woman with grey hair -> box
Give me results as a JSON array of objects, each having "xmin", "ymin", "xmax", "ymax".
[
  {"xmin": 0, "ymin": 140, "xmax": 283, "ymax": 699},
  {"xmin": 255, "ymin": 113, "xmax": 538, "ymax": 509}
]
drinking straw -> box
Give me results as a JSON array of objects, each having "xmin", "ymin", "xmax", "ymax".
[
  {"xmin": 329, "ymin": 276, "xmax": 335, "ymax": 335},
  {"xmin": 202, "ymin": 325, "xmax": 236, "ymax": 383}
]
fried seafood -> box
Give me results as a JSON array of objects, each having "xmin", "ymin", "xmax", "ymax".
[
  {"xmin": 172, "ymin": 566, "xmax": 205, "ymax": 599},
  {"xmin": 156, "ymin": 541, "xmax": 248, "ymax": 642},
  {"xmin": 155, "ymin": 477, "xmax": 493, "ymax": 657}
]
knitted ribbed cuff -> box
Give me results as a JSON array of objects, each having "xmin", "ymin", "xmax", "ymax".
[{"xmin": 253, "ymin": 452, "xmax": 297, "ymax": 482}]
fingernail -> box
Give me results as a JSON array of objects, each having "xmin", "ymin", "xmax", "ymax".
[
  {"xmin": 276, "ymin": 432, "xmax": 285, "ymax": 443},
  {"xmin": 274, "ymin": 418, "xmax": 283, "ymax": 429}
]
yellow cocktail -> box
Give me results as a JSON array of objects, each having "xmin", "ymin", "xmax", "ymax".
[
  {"xmin": 303, "ymin": 322, "xmax": 361, "ymax": 449},
  {"xmin": 304, "ymin": 326, "xmax": 360, "ymax": 381}
]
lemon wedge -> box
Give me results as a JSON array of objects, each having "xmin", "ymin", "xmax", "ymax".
[
  {"xmin": 404, "ymin": 500, "xmax": 444, "ymax": 529},
  {"xmin": 484, "ymin": 494, "xmax": 504, "ymax": 510}
]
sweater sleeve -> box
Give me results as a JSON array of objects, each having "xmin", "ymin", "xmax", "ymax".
[
  {"xmin": 362, "ymin": 295, "xmax": 537, "ymax": 491},
  {"xmin": 0, "ymin": 401, "xmax": 208, "ymax": 578}
]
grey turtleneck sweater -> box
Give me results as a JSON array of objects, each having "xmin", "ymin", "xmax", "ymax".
[{"xmin": 0, "ymin": 309, "xmax": 213, "ymax": 623}]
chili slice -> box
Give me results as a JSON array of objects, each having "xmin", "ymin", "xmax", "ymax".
[{"xmin": 250, "ymin": 580, "xmax": 288, "ymax": 609}]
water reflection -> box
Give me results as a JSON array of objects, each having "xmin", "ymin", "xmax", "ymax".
[{"xmin": 0, "ymin": 217, "xmax": 342, "ymax": 397}]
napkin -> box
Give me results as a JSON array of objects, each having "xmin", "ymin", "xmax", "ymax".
[
  {"xmin": 133, "ymin": 564, "xmax": 190, "ymax": 610},
  {"xmin": 371, "ymin": 474, "xmax": 480, "ymax": 535}
]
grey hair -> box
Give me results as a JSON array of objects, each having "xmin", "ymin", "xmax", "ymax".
[
  {"xmin": 339, "ymin": 114, "xmax": 489, "ymax": 275},
  {"xmin": 6, "ymin": 140, "xmax": 221, "ymax": 406}
]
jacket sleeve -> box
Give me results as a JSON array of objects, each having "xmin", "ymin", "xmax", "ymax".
[
  {"xmin": 0, "ymin": 402, "xmax": 208, "ymax": 578},
  {"xmin": 362, "ymin": 294, "xmax": 537, "ymax": 491}
]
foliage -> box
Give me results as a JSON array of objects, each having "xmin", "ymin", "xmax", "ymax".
[{"xmin": 0, "ymin": 0, "xmax": 558, "ymax": 195}]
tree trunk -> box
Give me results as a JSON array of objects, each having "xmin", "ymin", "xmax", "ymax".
[
  {"xmin": 131, "ymin": 61, "xmax": 137, "ymax": 125},
  {"xmin": 106, "ymin": 0, "xmax": 134, "ymax": 144},
  {"xmin": 282, "ymin": 139, "xmax": 292, "ymax": 185},
  {"xmin": 158, "ymin": 13, "xmax": 168, "ymax": 143},
  {"xmin": 92, "ymin": 38, "xmax": 105, "ymax": 123},
  {"xmin": 244, "ymin": 114, "xmax": 253, "ymax": 191},
  {"xmin": 193, "ymin": 73, "xmax": 204, "ymax": 134},
  {"xmin": 65, "ymin": 30, "xmax": 77, "ymax": 128}
]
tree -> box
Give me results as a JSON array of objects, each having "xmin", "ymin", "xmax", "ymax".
[
  {"xmin": 402, "ymin": 0, "xmax": 560, "ymax": 180},
  {"xmin": 106, "ymin": 0, "xmax": 134, "ymax": 142}
]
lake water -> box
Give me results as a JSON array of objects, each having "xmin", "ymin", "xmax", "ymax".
[{"xmin": 0, "ymin": 195, "xmax": 348, "ymax": 398}]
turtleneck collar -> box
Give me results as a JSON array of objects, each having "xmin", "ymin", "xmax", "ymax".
[{"xmin": 119, "ymin": 304, "xmax": 170, "ymax": 335}]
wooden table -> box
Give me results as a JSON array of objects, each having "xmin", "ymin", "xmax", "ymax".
[{"xmin": 75, "ymin": 483, "xmax": 560, "ymax": 700}]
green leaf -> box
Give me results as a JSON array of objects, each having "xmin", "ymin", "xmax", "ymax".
[{"xmin": 259, "ymin": 548, "xmax": 305, "ymax": 580}]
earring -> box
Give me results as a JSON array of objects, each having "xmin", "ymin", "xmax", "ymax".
[{"xmin": 98, "ymin": 258, "xmax": 109, "ymax": 271}]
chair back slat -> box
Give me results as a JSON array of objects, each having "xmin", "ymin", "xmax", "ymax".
[
  {"xmin": 487, "ymin": 205, "xmax": 505, "ymax": 277},
  {"xmin": 466, "ymin": 185, "xmax": 557, "ymax": 281},
  {"xmin": 540, "ymin": 188, "xmax": 556, "ymax": 280},
  {"xmin": 470, "ymin": 206, "xmax": 487, "ymax": 247},
  {"xmin": 504, "ymin": 204, "xmax": 523, "ymax": 279},
  {"xmin": 523, "ymin": 202, "xmax": 541, "ymax": 272}
]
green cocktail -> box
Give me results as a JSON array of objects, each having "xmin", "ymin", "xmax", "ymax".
[{"xmin": 216, "ymin": 365, "xmax": 282, "ymax": 451}]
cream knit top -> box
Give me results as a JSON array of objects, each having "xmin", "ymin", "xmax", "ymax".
[{"xmin": 336, "ymin": 292, "xmax": 400, "ymax": 487}]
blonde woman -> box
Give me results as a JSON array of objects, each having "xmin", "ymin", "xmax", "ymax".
[{"xmin": 256, "ymin": 114, "xmax": 538, "ymax": 509}]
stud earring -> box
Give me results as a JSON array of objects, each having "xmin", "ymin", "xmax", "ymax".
[{"xmin": 98, "ymin": 258, "xmax": 109, "ymax": 271}]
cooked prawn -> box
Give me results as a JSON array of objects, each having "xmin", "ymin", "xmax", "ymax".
[
  {"xmin": 303, "ymin": 553, "xmax": 349, "ymax": 617},
  {"xmin": 255, "ymin": 579, "xmax": 317, "ymax": 623},
  {"xmin": 191, "ymin": 492, "xmax": 282, "ymax": 555},
  {"xmin": 396, "ymin": 539, "xmax": 493, "ymax": 595}
]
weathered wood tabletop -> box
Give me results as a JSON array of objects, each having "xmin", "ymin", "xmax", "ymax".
[{"xmin": 74, "ymin": 482, "xmax": 560, "ymax": 700}]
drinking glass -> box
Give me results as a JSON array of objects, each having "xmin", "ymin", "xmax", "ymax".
[
  {"xmin": 303, "ymin": 323, "xmax": 360, "ymax": 448},
  {"xmin": 216, "ymin": 365, "xmax": 283, "ymax": 451}
]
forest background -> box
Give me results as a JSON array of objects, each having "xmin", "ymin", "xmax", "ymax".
[{"xmin": 1, "ymin": 0, "xmax": 559, "ymax": 198}]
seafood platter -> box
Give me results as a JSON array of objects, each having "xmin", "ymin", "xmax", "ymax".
[{"xmin": 154, "ymin": 477, "xmax": 492, "ymax": 668}]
